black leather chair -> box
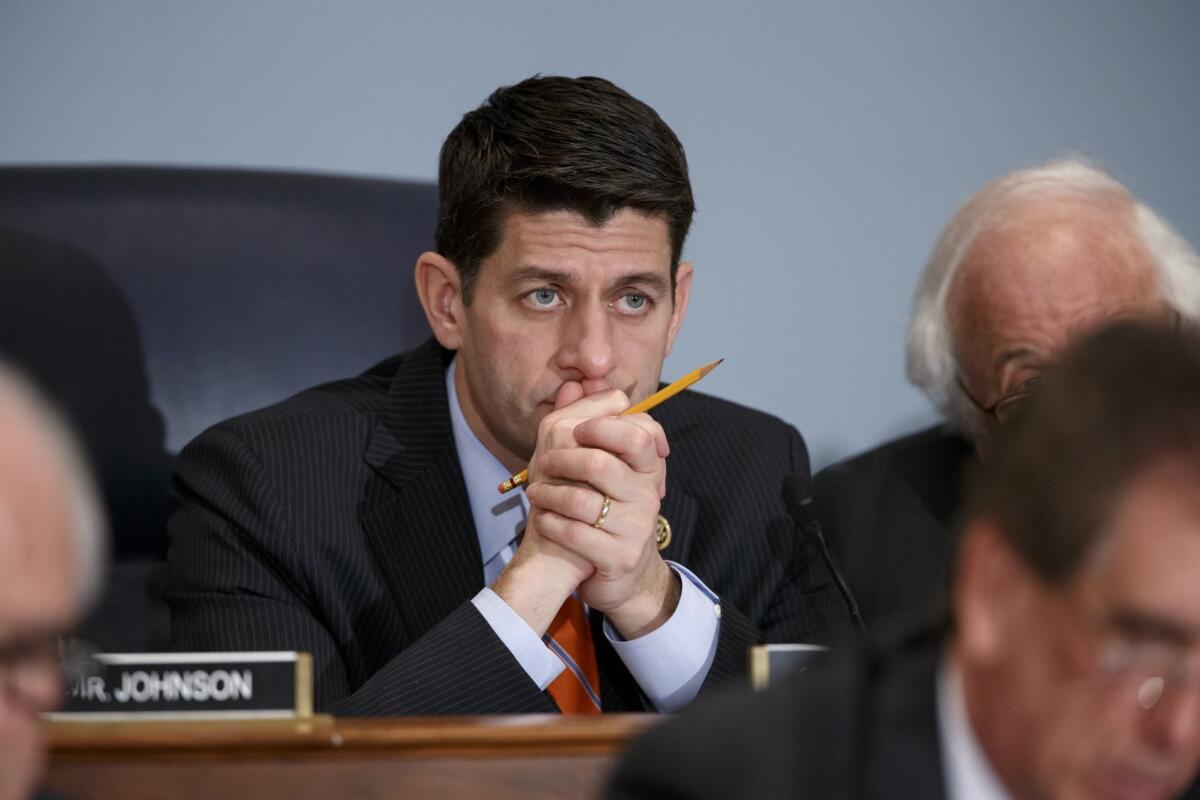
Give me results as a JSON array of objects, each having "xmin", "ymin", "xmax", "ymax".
[{"xmin": 0, "ymin": 165, "xmax": 436, "ymax": 650}]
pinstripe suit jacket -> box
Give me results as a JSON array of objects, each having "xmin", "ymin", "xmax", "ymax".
[{"xmin": 167, "ymin": 339, "xmax": 846, "ymax": 714}]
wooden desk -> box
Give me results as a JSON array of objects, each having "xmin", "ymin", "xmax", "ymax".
[{"xmin": 45, "ymin": 714, "xmax": 660, "ymax": 799}]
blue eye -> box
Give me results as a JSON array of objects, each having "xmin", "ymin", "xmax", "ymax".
[
  {"xmin": 528, "ymin": 288, "xmax": 559, "ymax": 308},
  {"xmin": 617, "ymin": 293, "xmax": 650, "ymax": 314}
]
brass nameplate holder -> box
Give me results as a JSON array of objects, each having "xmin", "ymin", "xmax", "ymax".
[{"xmin": 46, "ymin": 651, "xmax": 313, "ymax": 721}]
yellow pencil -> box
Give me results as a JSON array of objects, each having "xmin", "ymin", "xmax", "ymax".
[{"xmin": 498, "ymin": 358, "xmax": 724, "ymax": 494}]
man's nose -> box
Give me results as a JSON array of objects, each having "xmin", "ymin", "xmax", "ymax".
[{"xmin": 557, "ymin": 303, "xmax": 615, "ymax": 388}]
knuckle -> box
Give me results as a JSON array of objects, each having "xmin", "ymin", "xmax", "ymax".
[
  {"xmin": 628, "ymin": 426, "xmax": 651, "ymax": 451},
  {"xmin": 565, "ymin": 520, "xmax": 588, "ymax": 548},
  {"xmin": 568, "ymin": 488, "xmax": 592, "ymax": 518},
  {"xmin": 585, "ymin": 450, "xmax": 608, "ymax": 476},
  {"xmin": 525, "ymin": 510, "xmax": 548, "ymax": 538},
  {"xmin": 547, "ymin": 421, "xmax": 573, "ymax": 447},
  {"xmin": 636, "ymin": 486, "xmax": 659, "ymax": 509},
  {"xmin": 615, "ymin": 549, "xmax": 639, "ymax": 574}
]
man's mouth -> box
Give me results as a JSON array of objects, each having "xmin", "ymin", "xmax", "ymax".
[{"xmin": 540, "ymin": 380, "xmax": 639, "ymax": 406}]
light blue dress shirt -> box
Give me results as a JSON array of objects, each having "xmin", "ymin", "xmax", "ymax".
[{"xmin": 447, "ymin": 358, "xmax": 720, "ymax": 712}]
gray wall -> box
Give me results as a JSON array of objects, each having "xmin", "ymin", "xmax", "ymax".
[{"xmin": 4, "ymin": 0, "xmax": 1198, "ymax": 467}]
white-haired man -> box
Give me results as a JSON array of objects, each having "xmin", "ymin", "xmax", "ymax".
[
  {"xmin": 815, "ymin": 157, "xmax": 1200, "ymax": 628},
  {"xmin": 0, "ymin": 366, "xmax": 105, "ymax": 800}
]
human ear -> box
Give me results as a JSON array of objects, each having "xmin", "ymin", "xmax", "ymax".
[
  {"xmin": 414, "ymin": 251, "xmax": 465, "ymax": 350},
  {"xmin": 664, "ymin": 261, "xmax": 694, "ymax": 357},
  {"xmin": 954, "ymin": 518, "xmax": 1033, "ymax": 665}
]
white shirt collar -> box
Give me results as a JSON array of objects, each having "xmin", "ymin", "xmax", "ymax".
[
  {"xmin": 937, "ymin": 656, "xmax": 1015, "ymax": 800},
  {"xmin": 445, "ymin": 357, "xmax": 528, "ymax": 570}
]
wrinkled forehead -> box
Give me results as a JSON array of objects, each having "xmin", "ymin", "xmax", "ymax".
[
  {"xmin": 952, "ymin": 200, "xmax": 1156, "ymax": 303},
  {"xmin": 488, "ymin": 208, "xmax": 675, "ymax": 276},
  {"xmin": 945, "ymin": 207, "xmax": 1164, "ymax": 375}
]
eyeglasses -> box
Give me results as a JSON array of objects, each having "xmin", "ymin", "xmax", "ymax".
[
  {"xmin": 1053, "ymin": 593, "xmax": 1200, "ymax": 711},
  {"xmin": 957, "ymin": 375, "xmax": 1041, "ymax": 426},
  {"xmin": 1098, "ymin": 634, "xmax": 1200, "ymax": 710},
  {"xmin": 956, "ymin": 312, "xmax": 1186, "ymax": 426}
]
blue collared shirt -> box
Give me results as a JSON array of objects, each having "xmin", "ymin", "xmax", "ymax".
[{"xmin": 447, "ymin": 358, "xmax": 720, "ymax": 711}]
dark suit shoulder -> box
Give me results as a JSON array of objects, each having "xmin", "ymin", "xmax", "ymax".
[
  {"xmin": 814, "ymin": 423, "xmax": 971, "ymax": 549},
  {"xmin": 656, "ymin": 388, "xmax": 795, "ymax": 433},
  {"xmin": 609, "ymin": 630, "xmax": 945, "ymax": 800},
  {"xmin": 610, "ymin": 652, "xmax": 861, "ymax": 799},
  {"xmin": 655, "ymin": 389, "xmax": 805, "ymax": 473},
  {"xmin": 200, "ymin": 352, "xmax": 404, "ymax": 440},
  {"xmin": 818, "ymin": 424, "xmax": 969, "ymax": 485},
  {"xmin": 814, "ymin": 425, "xmax": 972, "ymax": 629},
  {"xmin": 169, "ymin": 349, "xmax": 416, "ymax": 553}
]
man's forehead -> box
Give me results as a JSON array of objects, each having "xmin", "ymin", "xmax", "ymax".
[
  {"xmin": 0, "ymin": 546, "xmax": 77, "ymax": 648},
  {"xmin": 1080, "ymin": 457, "xmax": 1200, "ymax": 631},
  {"xmin": 491, "ymin": 208, "xmax": 672, "ymax": 264},
  {"xmin": 0, "ymin": 468, "xmax": 80, "ymax": 631},
  {"xmin": 508, "ymin": 265, "xmax": 671, "ymax": 293},
  {"xmin": 0, "ymin": 394, "xmax": 84, "ymax": 644},
  {"xmin": 946, "ymin": 207, "xmax": 1161, "ymax": 360},
  {"xmin": 958, "ymin": 207, "xmax": 1149, "ymax": 290}
]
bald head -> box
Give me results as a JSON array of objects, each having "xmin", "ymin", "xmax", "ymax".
[
  {"xmin": 948, "ymin": 195, "xmax": 1166, "ymax": 441},
  {"xmin": 907, "ymin": 157, "xmax": 1200, "ymax": 442}
]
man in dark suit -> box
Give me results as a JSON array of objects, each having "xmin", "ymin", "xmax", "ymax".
[
  {"xmin": 612, "ymin": 322, "xmax": 1200, "ymax": 800},
  {"xmin": 166, "ymin": 75, "xmax": 845, "ymax": 715},
  {"xmin": 816, "ymin": 158, "xmax": 1200, "ymax": 629}
]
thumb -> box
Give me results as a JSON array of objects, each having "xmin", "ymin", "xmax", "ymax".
[{"xmin": 554, "ymin": 381, "xmax": 585, "ymax": 410}]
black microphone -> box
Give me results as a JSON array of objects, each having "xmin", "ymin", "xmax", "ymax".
[{"xmin": 782, "ymin": 472, "xmax": 867, "ymax": 634}]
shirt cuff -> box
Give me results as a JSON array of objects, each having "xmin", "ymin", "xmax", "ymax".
[
  {"xmin": 602, "ymin": 561, "xmax": 721, "ymax": 712},
  {"xmin": 471, "ymin": 587, "xmax": 564, "ymax": 690}
]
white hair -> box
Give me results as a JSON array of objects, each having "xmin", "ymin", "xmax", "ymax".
[
  {"xmin": 906, "ymin": 156, "xmax": 1200, "ymax": 438},
  {"xmin": 0, "ymin": 362, "xmax": 108, "ymax": 609}
]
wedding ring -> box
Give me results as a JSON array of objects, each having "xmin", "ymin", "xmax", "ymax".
[{"xmin": 593, "ymin": 495, "xmax": 612, "ymax": 529}]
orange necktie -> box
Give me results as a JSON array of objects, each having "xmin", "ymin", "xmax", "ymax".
[{"xmin": 544, "ymin": 595, "xmax": 602, "ymax": 714}]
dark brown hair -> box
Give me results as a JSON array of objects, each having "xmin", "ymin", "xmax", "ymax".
[{"xmin": 435, "ymin": 75, "xmax": 695, "ymax": 302}]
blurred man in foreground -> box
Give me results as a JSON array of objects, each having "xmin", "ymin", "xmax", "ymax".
[
  {"xmin": 817, "ymin": 157, "xmax": 1200, "ymax": 627},
  {"xmin": 0, "ymin": 365, "xmax": 105, "ymax": 800},
  {"xmin": 612, "ymin": 322, "xmax": 1200, "ymax": 800}
]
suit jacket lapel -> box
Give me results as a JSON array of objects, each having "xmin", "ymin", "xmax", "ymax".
[{"xmin": 361, "ymin": 340, "xmax": 485, "ymax": 640}]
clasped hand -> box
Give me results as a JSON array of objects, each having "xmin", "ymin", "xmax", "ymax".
[{"xmin": 521, "ymin": 384, "xmax": 679, "ymax": 639}]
